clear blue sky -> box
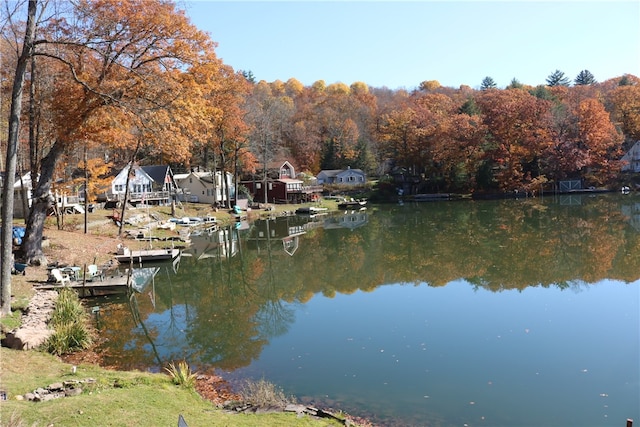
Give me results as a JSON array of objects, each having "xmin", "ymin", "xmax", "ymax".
[{"xmin": 182, "ymin": 1, "xmax": 640, "ymax": 90}]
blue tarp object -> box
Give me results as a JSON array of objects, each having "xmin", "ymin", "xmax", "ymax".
[{"xmin": 12, "ymin": 226, "xmax": 25, "ymax": 245}]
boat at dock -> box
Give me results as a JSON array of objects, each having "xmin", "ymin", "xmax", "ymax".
[
  {"xmin": 295, "ymin": 206, "xmax": 328, "ymax": 216},
  {"xmin": 115, "ymin": 246, "xmax": 180, "ymax": 264},
  {"xmin": 337, "ymin": 199, "xmax": 367, "ymax": 210}
]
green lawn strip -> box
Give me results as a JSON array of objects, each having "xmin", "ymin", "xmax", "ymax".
[{"xmin": 0, "ymin": 348, "xmax": 343, "ymax": 427}]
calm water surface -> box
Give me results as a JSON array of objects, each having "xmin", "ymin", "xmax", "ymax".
[{"xmin": 94, "ymin": 194, "xmax": 640, "ymax": 427}]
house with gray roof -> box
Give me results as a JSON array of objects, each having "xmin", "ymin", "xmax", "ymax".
[
  {"xmin": 110, "ymin": 163, "xmax": 178, "ymax": 205},
  {"xmin": 317, "ymin": 167, "xmax": 366, "ymax": 186}
]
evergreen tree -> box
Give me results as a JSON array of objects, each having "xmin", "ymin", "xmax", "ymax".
[
  {"xmin": 530, "ymin": 85, "xmax": 554, "ymax": 100},
  {"xmin": 574, "ymin": 70, "xmax": 596, "ymax": 85},
  {"xmin": 618, "ymin": 74, "xmax": 632, "ymax": 86},
  {"xmin": 546, "ymin": 69, "xmax": 570, "ymax": 87},
  {"xmin": 507, "ymin": 78, "xmax": 524, "ymax": 89},
  {"xmin": 480, "ymin": 76, "xmax": 497, "ymax": 90},
  {"xmin": 459, "ymin": 97, "xmax": 480, "ymax": 115},
  {"xmin": 320, "ymin": 139, "xmax": 338, "ymax": 170},
  {"xmin": 241, "ymin": 70, "xmax": 256, "ymax": 84}
]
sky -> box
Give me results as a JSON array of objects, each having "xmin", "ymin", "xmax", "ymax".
[{"xmin": 182, "ymin": 1, "xmax": 640, "ymax": 90}]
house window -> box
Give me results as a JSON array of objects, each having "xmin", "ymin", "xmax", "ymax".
[
  {"xmin": 268, "ymin": 183, "xmax": 273, "ymax": 190},
  {"xmin": 256, "ymin": 183, "xmax": 262, "ymax": 189},
  {"xmin": 348, "ymin": 176, "xmax": 355, "ymax": 182}
]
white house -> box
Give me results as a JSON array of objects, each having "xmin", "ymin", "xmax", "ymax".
[
  {"xmin": 621, "ymin": 140, "xmax": 640, "ymax": 173},
  {"xmin": 317, "ymin": 167, "xmax": 366, "ymax": 186},
  {"xmin": 11, "ymin": 172, "xmax": 35, "ymax": 218},
  {"xmin": 173, "ymin": 170, "xmax": 234, "ymax": 205},
  {"xmin": 110, "ymin": 164, "xmax": 177, "ymax": 205},
  {"xmin": 7, "ymin": 172, "xmax": 84, "ymax": 218}
]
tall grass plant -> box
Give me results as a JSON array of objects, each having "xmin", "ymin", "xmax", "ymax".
[{"xmin": 45, "ymin": 288, "xmax": 93, "ymax": 355}]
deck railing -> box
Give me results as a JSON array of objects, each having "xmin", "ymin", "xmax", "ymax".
[{"xmin": 115, "ymin": 191, "xmax": 170, "ymax": 201}]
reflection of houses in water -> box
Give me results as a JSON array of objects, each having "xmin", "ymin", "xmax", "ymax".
[
  {"xmin": 130, "ymin": 267, "xmax": 161, "ymax": 293},
  {"xmin": 559, "ymin": 194, "xmax": 585, "ymax": 205},
  {"xmin": 182, "ymin": 227, "xmax": 239, "ymax": 260},
  {"xmin": 246, "ymin": 218, "xmax": 306, "ymax": 256},
  {"xmin": 621, "ymin": 201, "xmax": 640, "ymax": 231},
  {"xmin": 323, "ymin": 211, "xmax": 369, "ymax": 230}
]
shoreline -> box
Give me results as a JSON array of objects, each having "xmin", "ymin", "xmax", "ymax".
[{"xmin": 2, "ymin": 203, "xmax": 377, "ymax": 426}]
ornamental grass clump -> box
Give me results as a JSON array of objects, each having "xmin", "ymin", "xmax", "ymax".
[
  {"xmin": 45, "ymin": 288, "xmax": 93, "ymax": 355},
  {"xmin": 165, "ymin": 360, "xmax": 197, "ymax": 389},
  {"xmin": 240, "ymin": 378, "xmax": 295, "ymax": 408}
]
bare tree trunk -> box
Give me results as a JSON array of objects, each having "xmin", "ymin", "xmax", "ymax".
[
  {"xmin": 118, "ymin": 164, "xmax": 133, "ymax": 237},
  {"xmin": 21, "ymin": 141, "xmax": 63, "ymax": 266},
  {"xmin": 234, "ymin": 143, "xmax": 240, "ymax": 206},
  {"xmin": 118, "ymin": 138, "xmax": 142, "ymax": 236},
  {"xmin": 1, "ymin": 0, "xmax": 38, "ymax": 316},
  {"xmin": 262, "ymin": 137, "xmax": 268, "ymax": 204},
  {"xmin": 212, "ymin": 151, "xmax": 219, "ymax": 207}
]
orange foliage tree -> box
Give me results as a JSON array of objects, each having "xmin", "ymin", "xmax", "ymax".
[
  {"xmin": 17, "ymin": 0, "xmax": 226, "ymax": 264},
  {"xmin": 476, "ymin": 88, "xmax": 554, "ymax": 191}
]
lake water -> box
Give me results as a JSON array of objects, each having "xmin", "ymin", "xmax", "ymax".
[{"xmin": 93, "ymin": 194, "xmax": 640, "ymax": 427}]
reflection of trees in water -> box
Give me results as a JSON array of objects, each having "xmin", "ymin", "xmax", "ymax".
[
  {"xmin": 158, "ymin": 223, "xmax": 295, "ymax": 370},
  {"xmin": 254, "ymin": 299, "xmax": 296, "ymax": 339},
  {"xmin": 128, "ymin": 291, "xmax": 163, "ymax": 366},
  {"xmin": 242, "ymin": 219, "xmax": 297, "ymax": 339},
  {"xmin": 101, "ymin": 195, "xmax": 640, "ymax": 371}
]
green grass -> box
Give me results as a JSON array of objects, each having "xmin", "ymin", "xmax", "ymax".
[{"xmin": 0, "ymin": 348, "xmax": 347, "ymax": 427}]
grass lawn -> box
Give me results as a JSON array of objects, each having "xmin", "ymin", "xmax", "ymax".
[{"xmin": 0, "ymin": 348, "xmax": 346, "ymax": 427}]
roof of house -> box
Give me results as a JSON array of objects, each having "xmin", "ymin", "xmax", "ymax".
[
  {"xmin": 319, "ymin": 168, "xmax": 365, "ymax": 177},
  {"xmin": 278, "ymin": 178, "xmax": 303, "ymax": 184},
  {"xmin": 141, "ymin": 165, "xmax": 172, "ymax": 184}
]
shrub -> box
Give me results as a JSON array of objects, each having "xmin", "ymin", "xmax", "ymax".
[{"xmin": 239, "ymin": 378, "xmax": 295, "ymax": 408}]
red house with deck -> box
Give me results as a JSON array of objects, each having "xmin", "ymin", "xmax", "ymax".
[{"xmin": 242, "ymin": 160, "xmax": 322, "ymax": 204}]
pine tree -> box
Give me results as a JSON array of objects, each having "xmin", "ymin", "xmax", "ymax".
[
  {"xmin": 574, "ymin": 70, "xmax": 596, "ymax": 86},
  {"xmin": 546, "ymin": 70, "xmax": 570, "ymax": 87},
  {"xmin": 480, "ymin": 76, "xmax": 497, "ymax": 91}
]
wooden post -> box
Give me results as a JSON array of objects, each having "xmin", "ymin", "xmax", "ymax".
[
  {"xmin": 82, "ymin": 263, "xmax": 87, "ymax": 298},
  {"xmin": 627, "ymin": 419, "xmax": 633, "ymax": 427}
]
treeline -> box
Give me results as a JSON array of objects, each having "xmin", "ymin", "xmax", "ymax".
[{"xmin": 239, "ymin": 74, "xmax": 640, "ymax": 195}]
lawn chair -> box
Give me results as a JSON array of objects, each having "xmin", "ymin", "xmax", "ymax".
[
  {"xmin": 51, "ymin": 268, "xmax": 71, "ymax": 285},
  {"xmin": 86, "ymin": 264, "xmax": 104, "ymax": 281}
]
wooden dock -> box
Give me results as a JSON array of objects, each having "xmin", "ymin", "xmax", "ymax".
[{"xmin": 35, "ymin": 275, "xmax": 131, "ymax": 298}]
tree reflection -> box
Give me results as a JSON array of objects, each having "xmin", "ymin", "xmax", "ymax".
[{"xmin": 97, "ymin": 195, "xmax": 640, "ymax": 371}]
